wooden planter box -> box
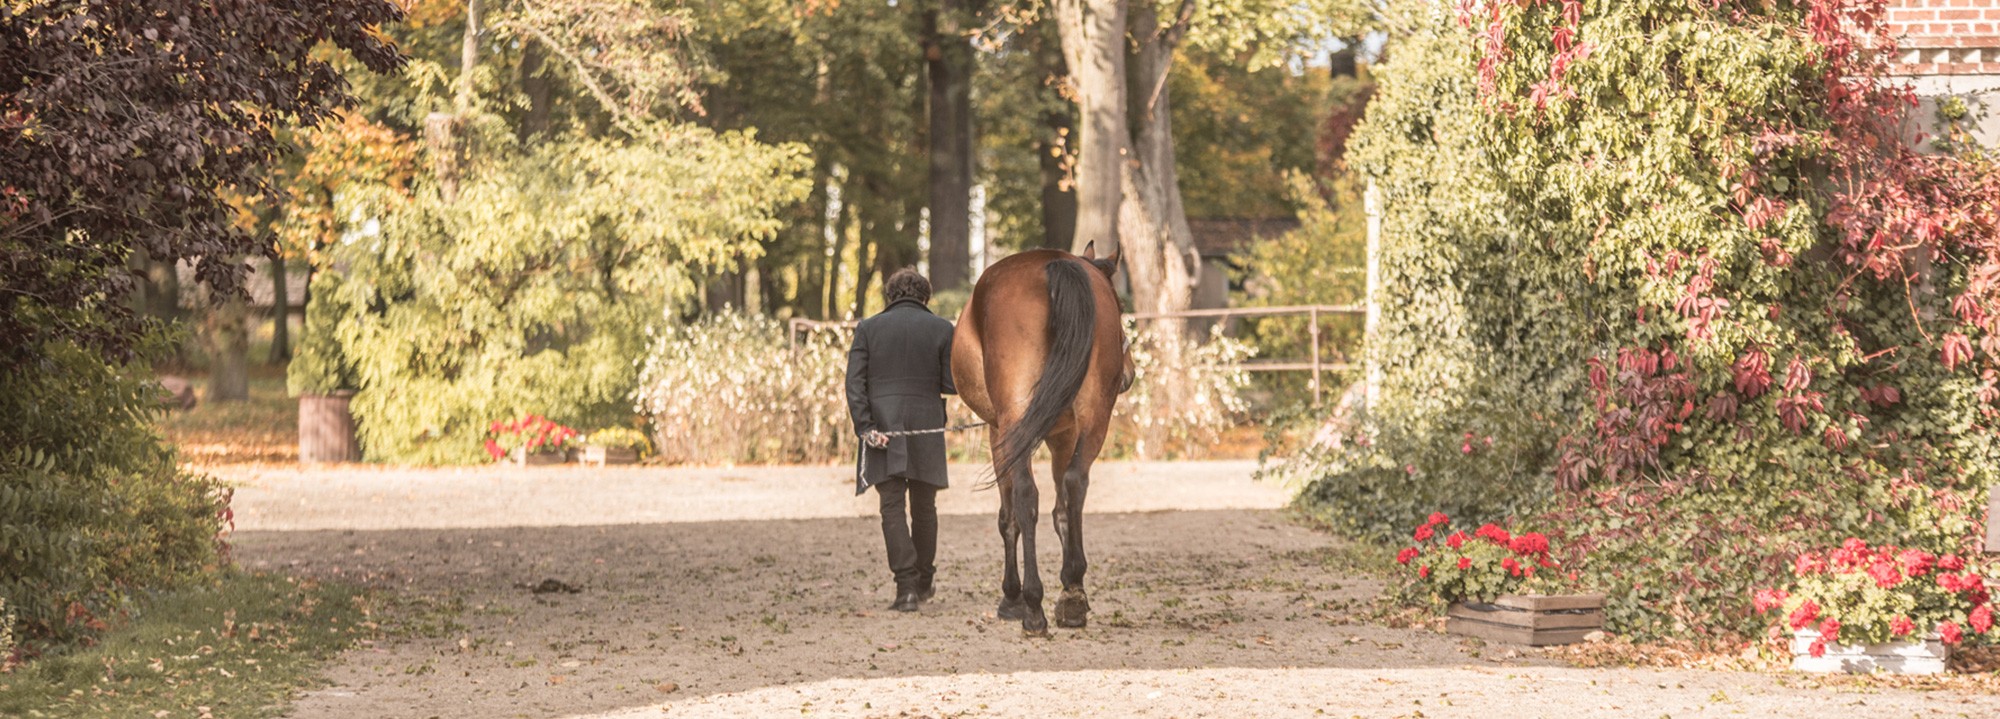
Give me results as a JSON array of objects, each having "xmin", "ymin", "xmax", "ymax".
[
  {"xmin": 510, "ymin": 447, "xmax": 568, "ymax": 466},
  {"xmin": 1790, "ymin": 629, "xmax": 1948, "ymax": 674},
  {"xmin": 298, "ymin": 391, "xmax": 360, "ymax": 464},
  {"xmin": 1446, "ymin": 594, "xmax": 1605, "ymax": 646},
  {"xmin": 580, "ymin": 446, "xmax": 639, "ymax": 466}
]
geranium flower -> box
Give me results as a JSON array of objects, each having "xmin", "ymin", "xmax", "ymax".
[
  {"xmin": 1818, "ymin": 618, "xmax": 1840, "ymax": 643},
  {"xmin": 1973, "ymin": 605, "xmax": 1993, "ymax": 634},
  {"xmin": 1509, "ymin": 533, "xmax": 1550, "ymax": 555},
  {"xmin": 1419, "ymin": 565, "xmax": 1432, "ymax": 579},
  {"xmin": 1941, "ymin": 554, "xmax": 1967, "ymax": 571},
  {"xmin": 1792, "ymin": 553, "xmax": 1825, "ymax": 576},
  {"xmin": 1457, "ymin": 557, "xmax": 1472, "ymax": 570},
  {"xmin": 1446, "ymin": 532, "xmax": 1468, "ymax": 549},
  {"xmin": 1397, "ymin": 547, "xmax": 1419, "ymax": 565},
  {"xmin": 1502, "ymin": 557, "xmax": 1521, "ymax": 576},
  {"xmin": 1787, "ymin": 600, "xmax": 1820, "ymax": 630},
  {"xmin": 1941, "ymin": 620, "xmax": 1964, "ymax": 645},
  {"xmin": 1414, "ymin": 525, "xmax": 1436, "ymax": 542},
  {"xmin": 1475, "ymin": 524, "xmax": 1511, "ymax": 545},
  {"xmin": 484, "ymin": 439, "xmax": 504, "ymax": 459},
  {"xmin": 1867, "ymin": 560, "xmax": 1902, "ymax": 588},
  {"xmin": 1891, "ymin": 616, "xmax": 1915, "ymax": 637},
  {"xmin": 1808, "ymin": 637, "xmax": 1828, "ymax": 658},
  {"xmin": 1897, "ymin": 548, "xmax": 1935, "ymax": 577},
  {"xmin": 1752, "ymin": 588, "xmax": 1789, "ymax": 613}
]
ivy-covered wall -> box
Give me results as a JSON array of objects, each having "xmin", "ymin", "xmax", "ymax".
[{"xmin": 1297, "ymin": 1, "xmax": 2000, "ymax": 639}]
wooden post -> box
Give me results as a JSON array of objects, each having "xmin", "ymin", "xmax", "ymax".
[
  {"xmin": 1364, "ymin": 180, "xmax": 1383, "ymax": 411},
  {"xmin": 1309, "ymin": 306, "xmax": 1322, "ymax": 406},
  {"xmin": 299, "ymin": 391, "xmax": 361, "ymax": 463}
]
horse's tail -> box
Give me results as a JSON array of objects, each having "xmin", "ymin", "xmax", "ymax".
[{"xmin": 991, "ymin": 257, "xmax": 1097, "ymax": 483}]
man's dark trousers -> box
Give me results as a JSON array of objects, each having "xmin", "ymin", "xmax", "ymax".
[{"xmin": 876, "ymin": 477, "xmax": 937, "ymax": 591}]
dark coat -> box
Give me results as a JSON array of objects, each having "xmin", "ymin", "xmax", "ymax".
[{"xmin": 846, "ymin": 298, "xmax": 956, "ymax": 495}]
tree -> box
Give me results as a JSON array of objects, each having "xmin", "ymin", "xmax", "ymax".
[
  {"xmin": 923, "ymin": 0, "xmax": 983, "ymax": 291},
  {"xmin": 0, "ymin": 0, "xmax": 403, "ymax": 368}
]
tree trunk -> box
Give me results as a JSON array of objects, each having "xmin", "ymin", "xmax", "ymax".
[
  {"xmin": 853, "ymin": 229, "xmax": 877, "ymax": 319},
  {"xmin": 268, "ymin": 254, "xmax": 291, "ymax": 363},
  {"xmin": 923, "ymin": 0, "xmax": 976, "ymax": 291},
  {"xmin": 519, "ymin": 38, "xmax": 553, "ymax": 144},
  {"xmin": 1035, "ymin": 19, "xmax": 1078, "ymax": 250},
  {"xmin": 1052, "ymin": 0, "xmax": 1126, "ymax": 255},
  {"xmin": 1119, "ymin": 1, "xmax": 1200, "ymax": 334},
  {"xmin": 825, "ymin": 177, "xmax": 852, "ymax": 319},
  {"xmin": 458, "ymin": 0, "xmax": 481, "ymax": 112},
  {"xmin": 207, "ymin": 296, "xmax": 250, "ymax": 402}
]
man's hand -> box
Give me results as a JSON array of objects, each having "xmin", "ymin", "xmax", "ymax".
[{"xmin": 865, "ymin": 430, "xmax": 890, "ymax": 449}]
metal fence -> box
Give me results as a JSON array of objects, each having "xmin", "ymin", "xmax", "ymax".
[{"xmin": 789, "ymin": 304, "xmax": 1365, "ymax": 405}]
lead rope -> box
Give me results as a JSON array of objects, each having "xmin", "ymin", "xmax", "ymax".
[{"xmin": 857, "ymin": 422, "xmax": 988, "ymax": 485}]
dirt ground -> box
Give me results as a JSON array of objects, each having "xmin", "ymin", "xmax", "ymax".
[{"xmin": 219, "ymin": 461, "xmax": 2000, "ymax": 719}]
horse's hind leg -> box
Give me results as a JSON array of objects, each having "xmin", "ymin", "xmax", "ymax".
[
  {"xmin": 1008, "ymin": 454, "xmax": 1049, "ymax": 637},
  {"xmin": 1047, "ymin": 428, "xmax": 1091, "ymax": 629},
  {"xmin": 996, "ymin": 470, "xmax": 1025, "ymax": 621}
]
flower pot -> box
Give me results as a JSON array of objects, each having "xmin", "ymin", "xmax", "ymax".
[
  {"xmin": 1446, "ymin": 593, "xmax": 1605, "ymax": 646},
  {"xmin": 580, "ymin": 445, "xmax": 639, "ymax": 467},
  {"xmin": 510, "ymin": 447, "xmax": 568, "ymax": 466},
  {"xmin": 1789, "ymin": 629, "xmax": 1947, "ymax": 674},
  {"xmin": 298, "ymin": 391, "xmax": 360, "ymax": 464}
]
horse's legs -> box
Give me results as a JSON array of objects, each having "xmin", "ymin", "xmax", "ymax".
[
  {"xmin": 995, "ymin": 467, "xmax": 1024, "ymax": 621},
  {"xmin": 1008, "ymin": 450, "xmax": 1049, "ymax": 637},
  {"xmin": 1046, "ymin": 428, "xmax": 1091, "ymax": 629}
]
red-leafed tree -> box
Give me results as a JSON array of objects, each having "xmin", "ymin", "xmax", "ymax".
[{"xmin": 0, "ymin": 0, "xmax": 404, "ymax": 366}]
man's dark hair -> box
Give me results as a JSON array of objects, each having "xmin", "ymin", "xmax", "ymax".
[{"xmin": 882, "ymin": 267, "xmax": 932, "ymax": 305}]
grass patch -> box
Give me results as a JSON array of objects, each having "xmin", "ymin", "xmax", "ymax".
[
  {"xmin": 156, "ymin": 372, "xmax": 295, "ymax": 465},
  {"xmin": 0, "ymin": 570, "xmax": 371, "ymax": 719}
]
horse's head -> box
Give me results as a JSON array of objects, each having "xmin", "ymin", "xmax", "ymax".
[{"xmin": 1079, "ymin": 240, "xmax": 1120, "ymax": 279}]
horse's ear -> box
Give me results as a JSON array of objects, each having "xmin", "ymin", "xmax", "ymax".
[
  {"xmin": 1090, "ymin": 244, "xmax": 1121, "ymax": 278},
  {"xmin": 1080, "ymin": 240, "xmax": 1098, "ymax": 260}
]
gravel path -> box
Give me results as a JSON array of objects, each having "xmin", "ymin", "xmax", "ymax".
[{"xmin": 216, "ymin": 461, "xmax": 2000, "ymax": 719}]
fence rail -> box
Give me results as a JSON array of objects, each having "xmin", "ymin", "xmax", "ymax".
[{"xmin": 789, "ymin": 304, "xmax": 1363, "ymax": 404}]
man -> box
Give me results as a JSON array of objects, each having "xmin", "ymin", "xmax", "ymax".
[{"xmin": 846, "ymin": 268, "xmax": 956, "ymax": 612}]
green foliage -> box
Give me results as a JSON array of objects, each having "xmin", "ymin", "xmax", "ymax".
[
  {"xmin": 327, "ymin": 126, "xmax": 810, "ymax": 465},
  {"xmin": 288, "ymin": 269, "xmax": 360, "ymax": 396},
  {"xmin": 0, "ymin": 572, "xmax": 368, "ymax": 718},
  {"xmin": 1173, "ymin": 61, "xmax": 1332, "ymax": 219},
  {"xmin": 1291, "ymin": 4, "xmax": 2000, "ymax": 641},
  {"xmin": 1, "ymin": 341, "xmax": 227, "ymax": 648},
  {"xmin": 584, "ymin": 427, "xmax": 651, "ymax": 452},
  {"xmin": 1235, "ymin": 172, "xmax": 1369, "ymax": 402}
]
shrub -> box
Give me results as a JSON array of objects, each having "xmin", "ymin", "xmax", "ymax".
[
  {"xmin": 2, "ymin": 597, "xmax": 14, "ymax": 668},
  {"xmin": 0, "ymin": 341, "xmax": 228, "ymax": 649},
  {"xmin": 1757, "ymin": 539, "xmax": 1997, "ymax": 653},
  {"xmin": 1113, "ymin": 324, "xmax": 1256, "ymax": 459},
  {"xmin": 584, "ymin": 427, "xmax": 652, "ymax": 452},
  {"xmin": 634, "ymin": 313, "xmax": 857, "ymax": 464}
]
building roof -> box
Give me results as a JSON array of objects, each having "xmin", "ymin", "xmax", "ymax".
[{"xmin": 1187, "ymin": 217, "xmax": 1301, "ymax": 258}]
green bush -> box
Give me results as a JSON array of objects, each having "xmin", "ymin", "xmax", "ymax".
[
  {"xmin": 1291, "ymin": 4, "xmax": 2000, "ymax": 642},
  {"xmin": 1, "ymin": 341, "xmax": 228, "ymax": 648},
  {"xmin": 634, "ymin": 313, "xmax": 859, "ymax": 464}
]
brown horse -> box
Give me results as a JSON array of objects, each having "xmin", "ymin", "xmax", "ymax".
[{"xmin": 951, "ymin": 243, "xmax": 1131, "ymax": 637}]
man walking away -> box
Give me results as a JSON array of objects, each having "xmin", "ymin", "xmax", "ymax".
[{"xmin": 845, "ymin": 268, "xmax": 956, "ymax": 612}]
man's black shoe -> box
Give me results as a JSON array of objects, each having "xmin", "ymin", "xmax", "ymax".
[
  {"xmin": 916, "ymin": 576, "xmax": 935, "ymax": 604},
  {"xmin": 890, "ymin": 590, "xmax": 922, "ymax": 612}
]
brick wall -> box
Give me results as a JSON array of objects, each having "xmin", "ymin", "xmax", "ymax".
[{"xmin": 1889, "ymin": 0, "xmax": 2000, "ymax": 75}]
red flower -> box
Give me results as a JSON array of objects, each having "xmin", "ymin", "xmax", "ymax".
[
  {"xmin": 1792, "ymin": 553, "xmax": 1826, "ymax": 576},
  {"xmin": 1446, "ymin": 532, "xmax": 1468, "ymax": 549},
  {"xmin": 484, "ymin": 439, "xmax": 503, "ymax": 459},
  {"xmin": 1897, "ymin": 549, "xmax": 1935, "ymax": 577},
  {"xmin": 1891, "ymin": 616, "xmax": 1915, "ymax": 637},
  {"xmin": 1941, "ymin": 621, "xmax": 1964, "ymax": 645},
  {"xmin": 1414, "ymin": 525, "xmax": 1435, "ymax": 542},
  {"xmin": 1787, "ymin": 600, "xmax": 1820, "ymax": 630},
  {"xmin": 1457, "ymin": 557, "xmax": 1472, "ymax": 570},
  {"xmin": 1397, "ymin": 547, "xmax": 1419, "ymax": 565},
  {"xmin": 1973, "ymin": 605, "xmax": 1994, "ymax": 635},
  {"xmin": 1502, "ymin": 557, "xmax": 1521, "ymax": 576},
  {"xmin": 1509, "ymin": 533, "xmax": 1550, "ymax": 556},
  {"xmin": 1940, "ymin": 554, "xmax": 1967, "ymax": 571},
  {"xmin": 1818, "ymin": 618, "xmax": 1840, "ymax": 644},
  {"xmin": 1752, "ymin": 588, "xmax": 1789, "ymax": 613},
  {"xmin": 1808, "ymin": 637, "xmax": 1828, "ymax": 658},
  {"xmin": 1419, "ymin": 566, "xmax": 1431, "ymax": 579},
  {"xmin": 1425, "ymin": 512, "xmax": 1449, "ymax": 528},
  {"xmin": 1867, "ymin": 560, "xmax": 1902, "ymax": 588},
  {"xmin": 1475, "ymin": 524, "xmax": 1511, "ymax": 545},
  {"xmin": 1939, "ymin": 573, "xmax": 1966, "ymax": 592}
]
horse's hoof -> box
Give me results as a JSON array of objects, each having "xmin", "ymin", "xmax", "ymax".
[
  {"xmin": 1022, "ymin": 615, "xmax": 1051, "ymax": 638},
  {"xmin": 1054, "ymin": 594, "xmax": 1090, "ymax": 628},
  {"xmin": 997, "ymin": 597, "xmax": 1026, "ymax": 621}
]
